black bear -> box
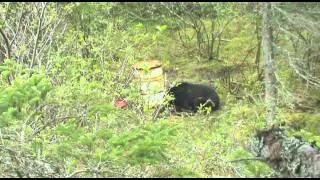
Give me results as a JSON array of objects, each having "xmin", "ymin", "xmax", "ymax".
[
  {"xmin": 152, "ymin": 82, "xmax": 220, "ymax": 120},
  {"xmin": 166, "ymin": 82, "xmax": 220, "ymax": 113}
]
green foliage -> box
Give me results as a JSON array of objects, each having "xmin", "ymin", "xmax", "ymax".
[
  {"xmin": 286, "ymin": 113, "xmax": 320, "ymax": 147},
  {"xmin": 56, "ymin": 121, "xmax": 85, "ymax": 140},
  {"xmin": 228, "ymin": 148, "xmax": 274, "ymax": 177},
  {"xmin": 1, "ymin": 2, "xmax": 319, "ymax": 178},
  {"xmin": 0, "ymin": 71, "xmax": 52, "ymax": 127},
  {"xmin": 152, "ymin": 166, "xmax": 200, "ymax": 178},
  {"xmin": 107, "ymin": 121, "xmax": 179, "ymax": 165},
  {"xmin": 286, "ymin": 113, "xmax": 320, "ymax": 135},
  {"xmin": 0, "ymin": 59, "xmax": 29, "ymax": 84},
  {"xmin": 88, "ymin": 103, "xmax": 115, "ymax": 118},
  {"xmin": 289, "ymin": 129, "xmax": 320, "ymax": 147},
  {"xmin": 197, "ymin": 104, "xmax": 213, "ymax": 115}
]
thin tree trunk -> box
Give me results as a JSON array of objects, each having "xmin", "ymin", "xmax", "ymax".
[
  {"xmin": 255, "ymin": 19, "xmax": 262, "ymax": 81},
  {"xmin": 262, "ymin": 2, "xmax": 277, "ymax": 126},
  {"xmin": 30, "ymin": 2, "xmax": 47, "ymax": 69}
]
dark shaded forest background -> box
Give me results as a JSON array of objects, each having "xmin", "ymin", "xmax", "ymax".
[{"xmin": 0, "ymin": 2, "xmax": 319, "ymax": 178}]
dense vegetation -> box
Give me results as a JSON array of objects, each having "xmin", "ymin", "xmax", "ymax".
[{"xmin": 0, "ymin": 2, "xmax": 319, "ymax": 177}]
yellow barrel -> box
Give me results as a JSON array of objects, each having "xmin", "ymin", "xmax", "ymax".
[{"xmin": 133, "ymin": 60, "xmax": 166, "ymax": 107}]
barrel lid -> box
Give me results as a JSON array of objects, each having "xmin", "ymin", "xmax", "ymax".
[{"xmin": 133, "ymin": 60, "xmax": 162, "ymax": 70}]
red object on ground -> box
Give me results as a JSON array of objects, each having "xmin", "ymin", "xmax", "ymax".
[{"xmin": 115, "ymin": 99, "xmax": 128, "ymax": 108}]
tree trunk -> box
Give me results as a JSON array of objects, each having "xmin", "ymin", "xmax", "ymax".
[
  {"xmin": 255, "ymin": 16, "xmax": 262, "ymax": 81},
  {"xmin": 262, "ymin": 2, "xmax": 277, "ymax": 126}
]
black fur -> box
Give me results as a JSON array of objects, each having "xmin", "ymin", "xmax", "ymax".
[{"xmin": 167, "ymin": 82, "xmax": 220, "ymax": 113}]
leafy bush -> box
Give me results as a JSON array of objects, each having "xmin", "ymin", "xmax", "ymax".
[{"xmin": 0, "ymin": 70, "xmax": 52, "ymax": 127}]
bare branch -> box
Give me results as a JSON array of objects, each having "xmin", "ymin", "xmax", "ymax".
[
  {"xmin": 229, "ymin": 157, "xmax": 266, "ymax": 163},
  {"xmin": 30, "ymin": 2, "xmax": 47, "ymax": 69},
  {"xmin": 0, "ymin": 28, "xmax": 11, "ymax": 59}
]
